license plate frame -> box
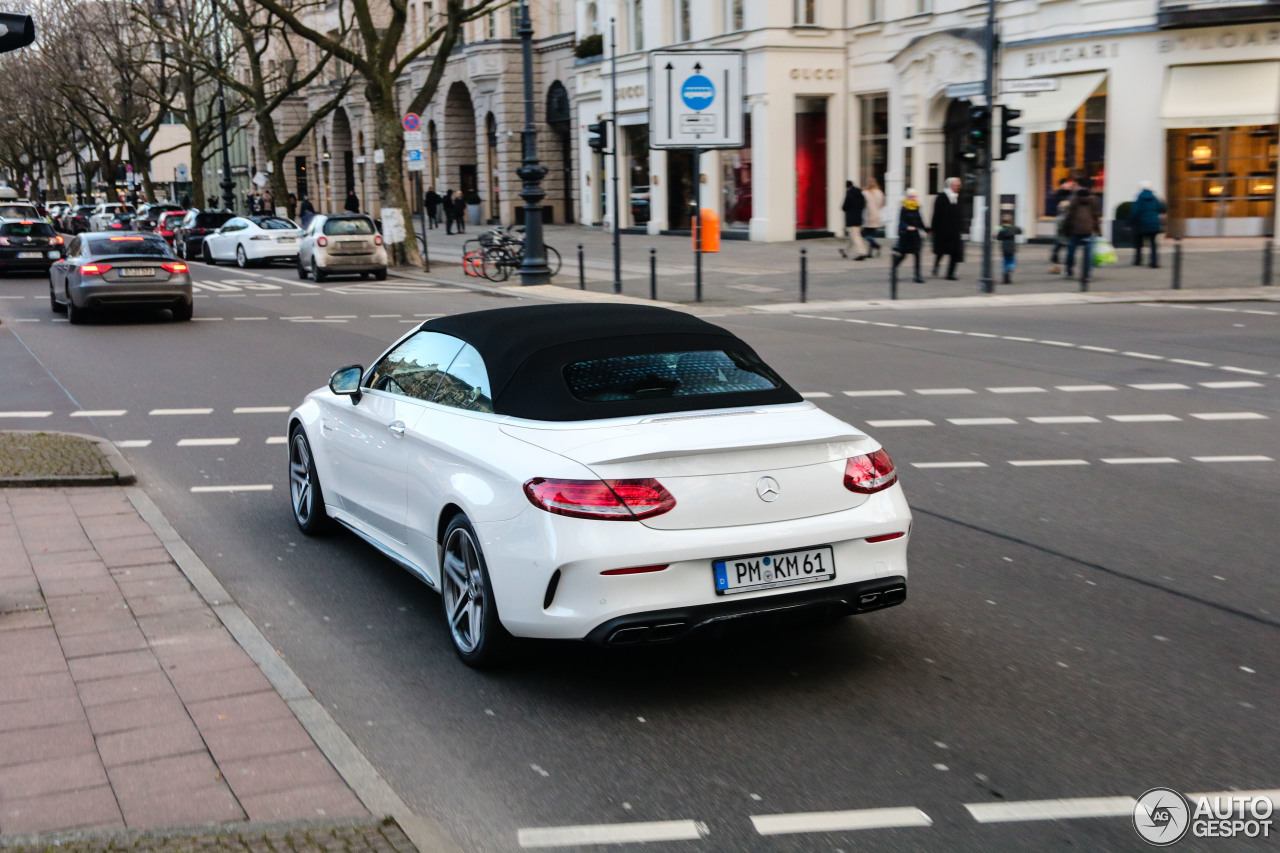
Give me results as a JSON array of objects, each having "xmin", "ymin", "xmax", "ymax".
[
  {"xmin": 17, "ymin": 251, "xmax": 41, "ymax": 259},
  {"xmin": 118, "ymin": 267, "xmax": 155, "ymax": 278},
  {"xmin": 713, "ymin": 545, "xmax": 836, "ymax": 596}
]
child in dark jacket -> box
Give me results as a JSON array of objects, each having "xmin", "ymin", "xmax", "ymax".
[{"xmin": 997, "ymin": 214, "xmax": 1022, "ymax": 284}]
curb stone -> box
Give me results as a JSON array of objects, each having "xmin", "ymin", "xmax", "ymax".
[
  {"xmin": 0, "ymin": 816, "xmax": 407, "ymax": 850},
  {"xmin": 123, "ymin": 487, "xmax": 463, "ymax": 853},
  {"xmin": 0, "ymin": 429, "xmax": 136, "ymax": 487}
]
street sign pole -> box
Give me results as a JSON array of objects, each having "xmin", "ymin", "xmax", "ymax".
[
  {"xmin": 694, "ymin": 147, "xmax": 703, "ymax": 302},
  {"xmin": 980, "ymin": 0, "xmax": 997, "ymax": 295},
  {"xmin": 611, "ymin": 18, "xmax": 621, "ymax": 295}
]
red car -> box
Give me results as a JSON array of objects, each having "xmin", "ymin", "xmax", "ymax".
[{"xmin": 155, "ymin": 210, "xmax": 188, "ymax": 246}]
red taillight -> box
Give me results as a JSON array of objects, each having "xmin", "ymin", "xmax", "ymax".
[
  {"xmin": 53, "ymin": 236, "xmax": 65, "ymax": 245},
  {"xmin": 865, "ymin": 531, "xmax": 906, "ymax": 543},
  {"xmin": 161, "ymin": 261, "xmax": 188, "ymax": 274},
  {"xmin": 0, "ymin": 237, "xmax": 8, "ymax": 246},
  {"xmin": 108, "ymin": 236, "xmax": 144, "ymax": 241},
  {"xmin": 81, "ymin": 263, "xmax": 112, "ymax": 275},
  {"xmin": 108, "ymin": 222, "xmax": 123, "ymax": 229},
  {"xmin": 601, "ymin": 565, "xmax": 669, "ymax": 576},
  {"xmin": 317, "ymin": 235, "xmax": 328, "ymax": 247},
  {"xmin": 843, "ymin": 449, "xmax": 897, "ymax": 494},
  {"xmin": 374, "ymin": 234, "xmax": 383, "ymax": 246},
  {"xmin": 523, "ymin": 477, "xmax": 676, "ymax": 521}
]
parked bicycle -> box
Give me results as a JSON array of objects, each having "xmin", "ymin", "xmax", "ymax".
[{"xmin": 461, "ymin": 225, "xmax": 562, "ymax": 282}]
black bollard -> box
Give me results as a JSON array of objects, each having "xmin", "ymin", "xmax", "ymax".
[
  {"xmin": 890, "ymin": 255, "xmax": 898, "ymax": 301},
  {"xmin": 1079, "ymin": 243, "xmax": 1089, "ymax": 293},
  {"xmin": 800, "ymin": 248, "xmax": 808, "ymax": 304},
  {"xmin": 1264, "ymin": 239, "xmax": 1274, "ymax": 287},
  {"xmin": 577, "ymin": 244, "xmax": 585, "ymax": 290},
  {"xmin": 1172, "ymin": 239, "xmax": 1183, "ymax": 290},
  {"xmin": 649, "ymin": 248, "xmax": 657, "ymax": 300}
]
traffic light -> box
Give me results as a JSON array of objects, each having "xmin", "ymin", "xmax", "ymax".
[
  {"xmin": 1000, "ymin": 106, "xmax": 1022, "ymax": 160},
  {"xmin": 968, "ymin": 105, "xmax": 991, "ymax": 149},
  {"xmin": 588, "ymin": 119, "xmax": 611, "ymax": 153},
  {"xmin": 0, "ymin": 12, "xmax": 35, "ymax": 54}
]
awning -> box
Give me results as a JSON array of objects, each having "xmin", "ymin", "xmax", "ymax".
[
  {"xmin": 617, "ymin": 110, "xmax": 650, "ymax": 127},
  {"xmin": 1007, "ymin": 72, "xmax": 1106, "ymax": 134},
  {"xmin": 1160, "ymin": 62, "xmax": 1280, "ymax": 129}
]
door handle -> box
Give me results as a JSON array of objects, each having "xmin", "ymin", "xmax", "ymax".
[{"xmin": 388, "ymin": 421, "xmax": 406, "ymax": 437}]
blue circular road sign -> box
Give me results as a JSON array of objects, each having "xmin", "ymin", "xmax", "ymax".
[{"xmin": 681, "ymin": 75, "xmax": 715, "ymax": 111}]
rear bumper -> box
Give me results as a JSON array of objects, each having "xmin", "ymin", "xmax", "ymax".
[
  {"xmin": 585, "ymin": 576, "xmax": 907, "ymax": 645},
  {"xmin": 71, "ymin": 280, "xmax": 193, "ymax": 309},
  {"xmin": 0, "ymin": 255, "xmax": 58, "ymax": 271}
]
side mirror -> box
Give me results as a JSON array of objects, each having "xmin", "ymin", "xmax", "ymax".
[
  {"xmin": 0, "ymin": 13, "xmax": 35, "ymax": 54},
  {"xmin": 329, "ymin": 364, "xmax": 363, "ymax": 404}
]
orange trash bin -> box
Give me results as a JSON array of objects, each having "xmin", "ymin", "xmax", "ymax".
[{"xmin": 692, "ymin": 208, "xmax": 721, "ymax": 252}]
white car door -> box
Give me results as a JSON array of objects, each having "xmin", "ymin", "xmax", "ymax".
[{"xmin": 206, "ymin": 219, "xmax": 239, "ymax": 260}]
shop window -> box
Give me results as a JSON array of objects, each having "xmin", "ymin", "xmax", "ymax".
[
  {"xmin": 625, "ymin": 125, "xmax": 651, "ymax": 226},
  {"xmin": 720, "ymin": 115, "xmax": 752, "ymax": 228},
  {"xmin": 858, "ymin": 94, "xmax": 889, "ymax": 192},
  {"xmin": 1167, "ymin": 125, "xmax": 1277, "ymax": 237},
  {"xmin": 1036, "ymin": 93, "xmax": 1107, "ymax": 218},
  {"xmin": 796, "ymin": 97, "xmax": 828, "ymax": 231}
]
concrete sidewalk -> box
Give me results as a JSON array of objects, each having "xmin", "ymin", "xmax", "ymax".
[{"xmin": 0, "ymin": 486, "xmax": 418, "ymax": 849}]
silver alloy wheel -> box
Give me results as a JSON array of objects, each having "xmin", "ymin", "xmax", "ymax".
[
  {"xmin": 442, "ymin": 526, "xmax": 485, "ymax": 654},
  {"xmin": 289, "ymin": 433, "xmax": 313, "ymax": 524},
  {"xmin": 236, "ymin": 244, "xmax": 248, "ymax": 267}
]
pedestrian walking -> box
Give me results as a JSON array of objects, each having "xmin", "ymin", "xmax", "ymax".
[
  {"xmin": 862, "ymin": 178, "xmax": 884, "ymax": 257},
  {"xmin": 207, "ymin": 195, "xmax": 218, "ymax": 210},
  {"xmin": 344, "ymin": 188, "xmax": 360, "ymax": 213},
  {"xmin": 286, "ymin": 193, "xmax": 297, "ymax": 221},
  {"xmin": 997, "ymin": 213, "xmax": 1022, "ymax": 284},
  {"xmin": 298, "ymin": 194, "xmax": 316, "ymax": 231},
  {"xmin": 444, "ymin": 189, "xmax": 459, "ymax": 234},
  {"xmin": 838, "ymin": 180, "xmax": 868, "ymax": 260},
  {"xmin": 1063, "ymin": 178, "xmax": 1102, "ymax": 281},
  {"xmin": 930, "ymin": 176, "xmax": 964, "ymax": 280},
  {"xmin": 263, "ymin": 189, "xmax": 275, "ymax": 215},
  {"xmin": 1049, "ymin": 178, "xmax": 1076, "ymax": 268},
  {"xmin": 179, "ymin": 192, "xmax": 191, "ymax": 209},
  {"xmin": 451, "ymin": 190, "xmax": 467, "ymax": 234},
  {"xmin": 424, "ymin": 186, "xmax": 441, "ymax": 228},
  {"xmin": 1049, "ymin": 197, "xmax": 1071, "ymax": 275},
  {"xmin": 891, "ymin": 188, "xmax": 928, "ymax": 283},
  {"xmin": 1128, "ymin": 181, "xmax": 1166, "ymax": 268}
]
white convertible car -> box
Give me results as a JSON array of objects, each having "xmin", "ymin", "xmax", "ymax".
[{"xmin": 288, "ymin": 304, "xmax": 911, "ymax": 666}]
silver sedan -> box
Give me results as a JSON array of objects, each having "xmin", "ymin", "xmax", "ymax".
[{"xmin": 49, "ymin": 232, "xmax": 193, "ymax": 324}]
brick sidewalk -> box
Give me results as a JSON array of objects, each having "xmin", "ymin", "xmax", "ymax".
[{"xmin": 0, "ymin": 487, "xmax": 368, "ymax": 836}]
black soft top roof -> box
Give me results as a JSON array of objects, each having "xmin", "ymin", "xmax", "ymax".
[{"xmin": 422, "ymin": 304, "xmax": 801, "ymax": 420}]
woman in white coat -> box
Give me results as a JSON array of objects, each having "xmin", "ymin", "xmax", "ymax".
[{"xmin": 861, "ymin": 178, "xmax": 884, "ymax": 257}]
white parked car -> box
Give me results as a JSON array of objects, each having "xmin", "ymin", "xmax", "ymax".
[
  {"xmin": 297, "ymin": 213, "xmax": 388, "ymax": 282},
  {"xmin": 89, "ymin": 203, "xmax": 133, "ymax": 231},
  {"xmin": 287, "ymin": 304, "xmax": 911, "ymax": 667},
  {"xmin": 201, "ymin": 215, "xmax": 303, "ymax": 268},
  {"xmin": 0, "ymin": 200, "xmax": 43, "ymax": 222}
]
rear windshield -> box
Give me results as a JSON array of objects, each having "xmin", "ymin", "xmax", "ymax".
[
  {"xmin": 253, "ymin": 217, "xmax": 296, "ymax": 230},
  {"xmin": 74, "ymin": 206, "xmax": 95, "ymax": 215},
  {"xmin": 195, "ymin": 213, "xmax": 233, "ymax": 228},
  {"xmin": 563, "ymin": 350, "xmax": 783, "ymax": 402},
  {"xmin": 0, "ymin": 205, "xmax": 40, "ymax": 219},
  {"xmin": 323, "ymin": 218, "xmax": 374, "ymax": 236},
  {"xmin": 87, "ymin": 237, "xmax": 171, "ymax": 257},
  {"xmin": 0, "ymin": 222, "xmax": 55, "ymax": 237}
]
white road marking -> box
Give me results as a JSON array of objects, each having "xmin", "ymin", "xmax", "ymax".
[
  {"xmin": 948, "ymin": 418, "xmax": 1018, "ymax": 426},
  {"xmin": 1027, "ymin": 416, "xmax": 1100, "ymax": 424},
  {"xmin": 901, "ymin": 325, "xmax": 930, "ymax": 331},
  {"xmin": 1220, "ymin": 366, "xmax": 1268, "ymax": 375},
  {"xmin": 369, "ymin": 313, "xmax": 402, "ymax": 318},
  {"xmin": 0, "ymin": 411, "xmax": 52, "ymax": 418},
  {"xmin": 1078, "ymin": 345, "xmax": 1116, "ymax": 353},
  {"xmin": 233, "ymin": 316, "xmax": 268, "ymax": 321},
  {"xmin": 801, "ymin": 392, "xmax": 832, "ymax": 399},
  {"xmin": 1101, "ymin": 457, "xmax": 1180, "ymax": 465},
  {"xmin": 234, "ymin": 406, "xmax": 291, "ymax": 414},
  {"xmin": 933, "ymin": 329, "xmax": 964, "ymax": 334},
  {"xmin": 177, "ymin": 438, "xmax": 241, "ymax": 447},
  {"xmin": 751, "ymin": 807, "xmax": 932, "ymax": 836},
  {"xmin": 965, "ymin": 796, "xmax": 1135, "ymax": 824},
  {"xmin": 191, "ymin": 317, "xmax": 223, "ymax": 321},
  {"xmin": 1009, "ymin": 459, "xmax": 1090, "ymax": 467},
  {"xmin": 912, "ymin": 461, "xmax": 989, "ymax": 469},
  {"xmin": 517, "ymin": 820, "xmax": 707, "ymax": 848},
  {"xmin": 150, "ymin": 408, "xmax": 214, "ymax": 415},
  {"xmin": 1129, "ymin": 383, "xmax": 1189, "ymax": 390},
  {"xmin": 266, "ymin": 436, "xmax": 288, "ymax": 444},
  {"xmin": 325, "ymin": 314, "xmax": 358, "ymax": 319},
  {"xmin": 190, "ymin": 484, "xmax": 273, "ymax": 493},
  {"xmin": 1190, "ymin": 412, "xmax": 1268, "ymax": 421},
  {"xmin": 866, "ymin": 419, "xmax": 935, "ymax": 428},
  {"xmin": 966, "ymin": 331, "xmax": 998, "ymax": 338},
  {"xmin": 290, "ymin": 318, "xmax": 347, "ymax": 323},
  {"xmin": 1122, "ymin": 351, "xmax": 1164, "ymax": 360},
  {"xmin": 1108, "ymin": 414, "xmax": 1181, "ymax": 422},
  {"xmin": 988, "ymin": 387, "xmax": 1046, "ymax": 394},
  {"xmin": 1193, "ymin": 455, "xmax": 1273, "ymax": 463},
  {"xmin": 1170, "ymin": 358, "xmax": 1213, "ymax": 367},
  {"xmin": 71, "ymin": 410, "xmax": 126, "ymax": 417},
  {"xmin": 871, "ymin": 321, "xmax": 900, "ymax": 327},
  {"xmin": 915, "ymin": 388, "xmax": 974, "ymax": 395},
  {"xmin": 1200, "ymin": 380, "xmax": 1263, "ymax": 389},
  {"xmin": 11, "ymin": 318, "xmax": 39, "ymax": 322},
  {"xmin": 1038, "ymin": 340, "xmax": 1075, "ymax": 347},
  {"xmin": 113, "ymin": 440, "xmax": 152, "ymax": 448},
  {"xmin": 1056, "ymin": 385, "xmax": 1115, "ymax": 392},
  {"xmin": 844, "ymin": 390, "xmax": 905, "ymax": 397}
]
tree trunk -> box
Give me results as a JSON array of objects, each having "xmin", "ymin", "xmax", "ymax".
[{"xmin": 370, "ymin": 87, "xmax": 421, "ymax": 267}]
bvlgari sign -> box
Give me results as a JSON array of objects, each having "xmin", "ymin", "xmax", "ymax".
[
  {"xmin": 1024, "ymin": 42, "xmax": 1119, "ymax": 68},
  {"xmin": 1157, "ymin": 26, "xmax": 1280, "ymax": 51}
]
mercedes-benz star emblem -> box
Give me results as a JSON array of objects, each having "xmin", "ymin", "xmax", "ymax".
[{"xmin": 756, "ymin": 476, "xmax": 780, "ymax": 502}]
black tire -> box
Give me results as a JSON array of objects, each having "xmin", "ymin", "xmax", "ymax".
[
  {"xmin": 49, "ymin": 278, "xmax": 65, "ymax": 313},
  {"xmin": 439, "ymin": 514, "xmax": 512, "ymax": 668},
  {"xmin": 171, "ymin": 302, "xmax": 193, "ymax": 322},
  {"xmin": 297, "ymin": 256, "xmax": 308, "ymax": 280},
  {"xmin": 374, "ymin": 268, "xmax": 387, "ymax": 281},
  {"xmin": 360, "ymin": 272, "xmax": 370, "ymax": 280},
  {"xmin": 236, "ymin": 245, "xmax": 249, "ymax": 268},
  {"xmin": 288, "ymin": 426, "xmax": 331, "ymax": 535},
  {"xmin": 66, "ymin": 291, "xmax": 89, "ymax": 325},
  {"xmin": 545, "ymin": 245, "xmax": 562, "ymax": 277},
  {"xmin": 203, "ymin": 243, "xmax": 216, "ymax": 265},
  {"xmin": 311, "ymin": 259, "xmax": 326, "ymax": 283}
]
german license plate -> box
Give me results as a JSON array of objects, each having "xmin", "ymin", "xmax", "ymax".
[
  {"xmin": 18, "ymin": 251, "xmax": 40, "ymax": 259},
  {"xmin": 713, "ymin": 546, "xmax": 835, "ymax": 595},
  {"xmin": 119, "ymin": 267, "xmax": 154, "ymax": 277},
  {"xmin": 276, "ymin": 236, "xmax": 296, "ymax": 243}
]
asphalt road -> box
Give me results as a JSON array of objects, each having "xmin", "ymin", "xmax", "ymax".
[{"xmin": 1, "ymin": 258, "xmax": 1276, "ymax": 852}]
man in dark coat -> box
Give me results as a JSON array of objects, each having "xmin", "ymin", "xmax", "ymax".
[
  {"xmin": 1063, "ymin": 178, "xmax": 1102, "ymax": 281},
  {"xmin": 424, "ymin": 187, "xmax": 441, "ymax": 228},
  {"xmin": 839, "ymin": 180, "xmax": 867, "ymax": 260},
  {"xmin": 344, "ymin": 189, "xmax": 360, "ymax": 213},
  {"xmin": 930, "ymin": 176, "xmax": 964, "ymax": 280},
  {"xmin": 1128, "ymin": 181, "xmax": 1166, "ymax": 268},
  {"xmin": 451, "ymin": 190, "xmax": 467, "ymax": 234}
]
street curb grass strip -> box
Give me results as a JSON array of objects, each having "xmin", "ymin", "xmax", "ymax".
[{"xmin": 123, "ymin": 487, "xmax": 464, "ymax": 853}]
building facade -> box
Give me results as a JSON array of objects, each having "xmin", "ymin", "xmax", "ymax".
[{"xmin": 575, "ymin": 0, "xmax": 1280, "ymax": 242}]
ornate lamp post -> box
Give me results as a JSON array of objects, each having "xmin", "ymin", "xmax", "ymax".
[
  {"xmin": 516, "ymin": 0, "xmax": 550, "ymax": 285},
  {"xmin": 211, "ymin": 2, "xmax": 235, "ymax": 211}
]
